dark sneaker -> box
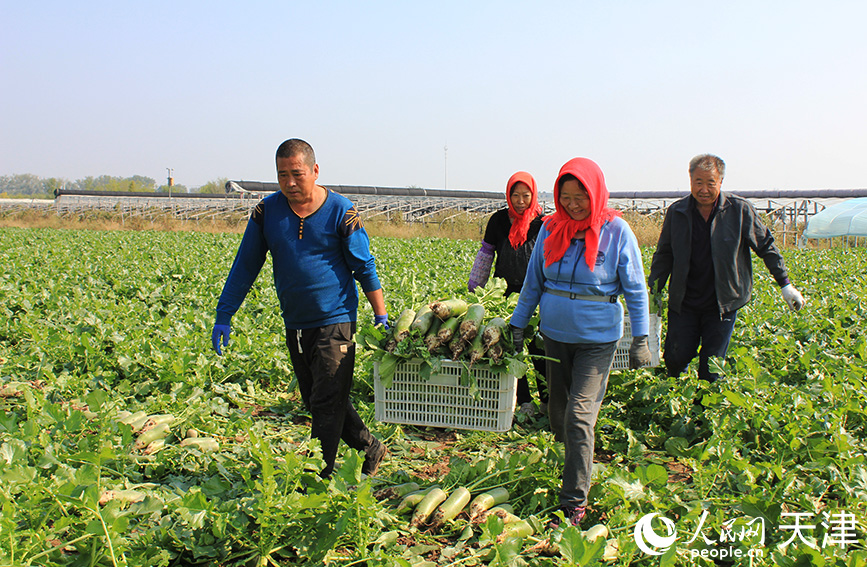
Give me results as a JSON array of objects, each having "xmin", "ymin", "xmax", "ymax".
[
  {"xmin": 361, "ymin": 438, "xmax": 387, "ymax": 476},
  {"xmin": 547, "ymin": 506, "xmax": 586, "ymax": 529}
]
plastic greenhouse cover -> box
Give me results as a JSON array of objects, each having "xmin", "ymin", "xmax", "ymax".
[{"xmin": 802, "ymin": 197, "xmax": 867, "ymax": 238}]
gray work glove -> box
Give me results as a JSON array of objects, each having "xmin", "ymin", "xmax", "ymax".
[
  {"xmin": 629, "ymin": 335, "xmax": 652, "ymax": 369},
  {"xmin": 510, "ymin": 325, "xmax": 524, "ymax": 353}
]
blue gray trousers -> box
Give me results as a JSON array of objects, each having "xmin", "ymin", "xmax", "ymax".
[{"xmin": 543, "ymin": 334, "xmax": 618, "ymax": 509}]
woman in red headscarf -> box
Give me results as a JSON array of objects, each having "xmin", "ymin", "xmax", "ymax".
[
  {"xmin": 468, "ymin": 171, "xmax": 547, "ymax": 412},
  {"xmin": 468, "ymin": 171, "xmax": 544, "ymax": 295},
  {"xmin": 510, "ymin": 158, "xmax": 652, "ymax": 530}
]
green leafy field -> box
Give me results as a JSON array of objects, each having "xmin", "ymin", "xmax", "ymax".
[{"xmin": 1, "ymin": 226, "xmax": 865, "ymax": 566}]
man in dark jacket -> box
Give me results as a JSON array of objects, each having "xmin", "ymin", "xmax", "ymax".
[{"xmin": 648, "ymin": 154, "xmax": 806, "ymax": 382}]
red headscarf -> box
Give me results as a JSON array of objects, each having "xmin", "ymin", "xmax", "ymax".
[
  {"xmin": 506, "ymin": 171, "xmax": 543, "ymax": 249},
  {"xmin": 542, "ymin": 158, "xmax": 621, "ymax": 271}
]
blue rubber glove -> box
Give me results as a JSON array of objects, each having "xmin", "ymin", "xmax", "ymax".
[
  {"xmin": 212, "ymin": 324, "xmax": 231, "ymax": 355},
  {"xmin": 374, "ymin": 314, "xmax": 390, "ymax": 330}
]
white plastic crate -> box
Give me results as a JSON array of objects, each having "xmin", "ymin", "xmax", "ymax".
[
  {"xmin": 374, "ymin": 359, "xmax": 517, "ymax": 432},
  {"xmin": 612, "ymin": 313, "xmax": 662, "ymax": 370}
]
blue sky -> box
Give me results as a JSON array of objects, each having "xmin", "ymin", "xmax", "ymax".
[{"xmin": 2, "ymin": 1, "xmax": 865, "ymax": 193}]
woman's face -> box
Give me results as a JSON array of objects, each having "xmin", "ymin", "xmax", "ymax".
[
  {"xmin": 558, "ymin": 178, "xmax": 591, "ymax": 221},
  {"xmin": 509, "ymin": 182, "xmax": 533, "ymax": 214}
]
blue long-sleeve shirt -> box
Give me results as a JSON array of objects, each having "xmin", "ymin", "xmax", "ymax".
[
  {"xmin": 511, "ymin": 217, "xmax": 649, "ymax": 344},
  {"xmin": 216, "ymin": 189, "xmax": 382, "ymax": 330}
]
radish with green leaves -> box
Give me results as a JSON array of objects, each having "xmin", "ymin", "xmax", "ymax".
[
  {"xmin": 410, "ymin": 305, "xmax": 436, "ymax": 334},
  {"xmin": 180, "ymin": 437, "xmax": 220, "ymax": 452},
  {"xmin": 469, "ymin": 487, "xmax": 509, "ymax": 521},
  {"xmin": 430, "ymin": 487, "xmax": 471, "ymax": 529},
  {"xmin": 410, "ymin": 487, "xmax": 447, "ymax": 528},
  {"xmin": 134, "ymin": 422, "xmax": 171, "ymax": 450},
  {"xmin": 435, "ymin": 315, "xmax": 461, "ymax": 347},
  {"xmin": 482, "ymin": 317, "xmax": 507, "ymax": 348},
  {"xmin": 468, "ymin": 325, "xmax": 488, "ymax": 364},
  {"xmin": 430, "ymin": 298, "xmax": 468, "ymax": 320},
  {"xmin": 374, "ymin": 482, "xmax": 420, "ymax": 501},
  {"xmin": 459, "ymin": 303, "xmax": 485, "ymax": 341},
  {"xmin": 396, "ymin": 485, "xmax": 440, "ymax": 514}
]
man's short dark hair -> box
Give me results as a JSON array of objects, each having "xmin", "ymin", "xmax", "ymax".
[
  {"xmin": 689, "ymin": 154, "xmax": 725, "ymax": 180},
  {"xmin": 276, "ymin": 139, "xmax": 316, "ymax": 169}
]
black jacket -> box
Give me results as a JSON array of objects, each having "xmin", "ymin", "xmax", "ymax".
[
  {"xmin": 648, "ymin": 192, "xmax": 789, "ymax": 314},
  {"xmin": 483, "ymin": 209, "xmax": 543, "ymax": 295}
]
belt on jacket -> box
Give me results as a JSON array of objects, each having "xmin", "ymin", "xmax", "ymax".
[{"xmin": 544, "ymin": 286, "xmax": 618, "ymax": 303}]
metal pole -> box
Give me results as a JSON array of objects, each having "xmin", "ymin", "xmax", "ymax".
[{"xmin": 444, "ymin": 145, "xmax": 448, "ymax": 190}]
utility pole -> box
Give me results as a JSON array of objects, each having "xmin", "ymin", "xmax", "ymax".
[{"xmin": 444, "ymin": 145, "xmax": 448, "ymax": 190}]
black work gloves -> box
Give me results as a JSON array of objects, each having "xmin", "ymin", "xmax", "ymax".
[
  {"xmin": 510, "ymin": 325, "xmax": 524, "ymax": 352},
  {"xmin": 629, "ymin": 335, "xmax": 652, "ymax": 369}
]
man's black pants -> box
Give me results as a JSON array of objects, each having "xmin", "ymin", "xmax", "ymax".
[
  {"xmin": 286, "ymin": 322, "xmax": 375, "ymax": 477},
  {"xmin": 663, "ymin": 307, "xmax": 738, "ymax": 382}
]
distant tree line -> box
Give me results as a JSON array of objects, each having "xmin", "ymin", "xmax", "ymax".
[{"xmin": 0, "ymin": 174, "xmax": 228, "ymax": 199}]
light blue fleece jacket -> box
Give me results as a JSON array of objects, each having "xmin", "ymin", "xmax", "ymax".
[{"xmin": 511, "ymin": 217, "xmax": 649, "ymax": 344}]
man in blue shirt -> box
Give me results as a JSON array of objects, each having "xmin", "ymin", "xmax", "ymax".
[{"xmin": 211, "ymin": 138, "xmax": 389, "ymax": 478}]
